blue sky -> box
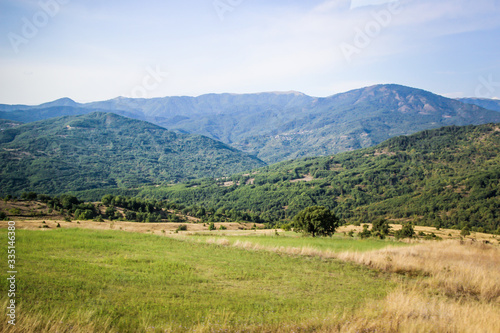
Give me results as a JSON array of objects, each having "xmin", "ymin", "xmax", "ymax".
[{"xmin": 1, "ymin": 0, "xmax": 499, "ymax": 104}]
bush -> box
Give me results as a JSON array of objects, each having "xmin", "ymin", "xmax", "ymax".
[
  {"xmin": 395, "ymin": 223, "xmax": 415, "ymax": 239},
  {"xmin": 219, "ymin": 225, "xmax": 227, "ymax": 230},
  {"xmin": 359, "ymin": 225, "xmax": 372, "ymax": 239},
  {"xmin": 461, "ymin": 226, "xmax": 471, "ymax": 237},
  {"xmin": 176, "ymin": 225, "xmax": 187, "ymax": 232},
  {"xmin": 208, "ymin": 222, "xmax": 216, "ymax": 231}
]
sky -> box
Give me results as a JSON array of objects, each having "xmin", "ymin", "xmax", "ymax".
[{"xmin": 0, "ymin": 0, "xmax": 499, "ymax": 105}]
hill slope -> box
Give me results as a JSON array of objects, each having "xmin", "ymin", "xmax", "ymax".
[
  {"xmin": 3, "ymin": 85, "xmax": 500, "ymax": 163},
  {"xmin": 0, "ymin": 119, "xmax": 22, "ymax": 130},
  {"xmin": 137, "ymin": 123, "xmax": 500, "ymax": 233},
  {"xmin": 0, "ymin": 112, "xmax": 265, "ymax": 195},
  {"xmin": 0, "ymin": 106, "xmax": 140, "ymax": 124}
]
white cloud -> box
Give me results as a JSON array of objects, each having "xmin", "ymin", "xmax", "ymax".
[{"xmin": 350, "ymin": 0, "xmax": 399, "ymax": 10}]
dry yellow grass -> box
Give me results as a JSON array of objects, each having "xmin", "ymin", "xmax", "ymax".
[
  {"xmin": 201, "ymin": 236, "xmax": 500, "ymax": 332},
  {"xmin": 0, "ymin": 219, "xmax": 267, "ymax": 235},
  {"xmin": 328, "ymin": 288, "xmax": 500, "ymax": 333},
  {"xmin": 337, "ymin": 240, "xmax": 500, "ymax": 303},
  {"xmin": 0, "ymin": 302, "xmax": 115, "ymax": 333},
  {"xmin": 337, "ymin": 224, "xmax": 498, "ymax": 242}
]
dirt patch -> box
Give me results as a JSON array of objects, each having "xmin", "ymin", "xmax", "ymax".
[
  {"xmin": 290, "ymin": 174, "xmax": 314, "ymax": 183},
  {"xmin": 337, "ymin": 224, "xmax": 497, "ymax": 242},
  {"xmin": 0, "ymin": 219, "xmax": 266, "ymax": 236},
  {"xmin": 373, "ymin": 149, "xmax": 396, "ymax": 157}
]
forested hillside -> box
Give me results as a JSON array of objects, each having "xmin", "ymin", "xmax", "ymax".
[
  {"xmin": 0, "ymin": 119, "xmax": 22, "ymax": 130},
  {"xmin": 122, "ymin": 123, "xmax": 500, "ymax": 233},
  {"xmin": 0, "ymin": 112, "xmax": 265, "ymax": 195}
]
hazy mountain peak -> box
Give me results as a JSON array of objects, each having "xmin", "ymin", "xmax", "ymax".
[{"xmin": 39, "ymin": 97, "xmax": 79, "ymax": 108}]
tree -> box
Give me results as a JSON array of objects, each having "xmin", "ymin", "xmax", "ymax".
[
  {"xmin": 21, "ymin": 192, "xmax": 38, "ymax": 201},
  {"xmin": 293, "ymin": 206, "xmax": 339, "ymax": 237},
  {"xmin": 460, "ymin": 226, "xmax": 471, "ymax": 237},
  {"xmin": 371, "ymin": 218, "xmax": 391, "ymax": 238},
  {"xmin": 359, "ymin": 225, "xmax": 372, "ymax": 239}
]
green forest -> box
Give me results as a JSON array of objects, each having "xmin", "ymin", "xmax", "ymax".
[
  {"xmin": 0, "ymin": 112, "xmax": 265, "ymax": 194},
  {"xmin": 120, "ymin": 123, "xmax": 499, "ymax": 233}
]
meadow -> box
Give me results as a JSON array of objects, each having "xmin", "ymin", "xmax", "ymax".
[
  {"xmin": 0, "ymin": 228, "xmax": 395, "ymax": 332},
  {"xmin": 1, "ymin": 225, "xmax": 499, "ymax": 332},
  {"xmin": 187, "ymin": 232, "xmax": 408, "ymax": 254}
]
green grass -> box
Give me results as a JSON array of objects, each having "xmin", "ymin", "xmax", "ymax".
[
  {"xmin": 1, "ymin": 229, "xmax": 395, "ymax": 332},
  {"xmin": 189, "ymin": 232, "xmax": 408, "ymax": 253}
]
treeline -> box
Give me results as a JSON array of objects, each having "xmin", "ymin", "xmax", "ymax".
[
  {"xmin": 16, "ymin": 192, "xmax": 101, "ymax": 221},
  {"xmin": 4, "ymin": 192, "xmax": 265, "ymax": 224},
  {"xmin": 5, "ymin": 192, "xmax": 175, "ymax": 222}
]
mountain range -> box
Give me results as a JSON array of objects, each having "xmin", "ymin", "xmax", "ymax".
[{"xmin": 2, "ymin": 84, "xmax": 500, "ymax": 163}]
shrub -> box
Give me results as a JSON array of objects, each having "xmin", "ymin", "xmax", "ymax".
[
  {"xmin": 176, "ymin": 225, "xmax": 187, "ymax": 232},
  {"xmin": 208, "ymin": 222, "xmax": 216, "ymax": 231},
  {"xmin": 359, "ymin": 225, "xmax": 372, "ymax": 239},
  {"xmin": 395, "ymin": 223, "xmax": 415, "ymax": 239}
]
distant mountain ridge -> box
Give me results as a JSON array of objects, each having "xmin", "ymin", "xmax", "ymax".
[
  {"xmin": 2, "ymin": 84, "xmax": 500, "ymax": 163},
  {"xmin": 458, "ymin": 98, "xmax": 500, "ymax": 112},
  {"xmin": 0, "ymin": 112, "xmax": 265, "ymax": 195}
]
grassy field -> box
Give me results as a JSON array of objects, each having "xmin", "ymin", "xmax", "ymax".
[
  {"xmin": 187, "ymin": 232, "xmax": 408, "ymax": 254},
  {"xmin": 1, "ymin": 224, "xmax": 499, "ymax": 332},
  {"xmin": 0, "ymin": 228, "xmax": 395, "ymax": 332}
]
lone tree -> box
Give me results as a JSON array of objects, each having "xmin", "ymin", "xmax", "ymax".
[
  {"xmin": 371, "ymin": 218, "xmax": 391, "ymax": 239},
  {"xmin": 293, "ymin": 206, "xmax": 339, "ymax": 237}
]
